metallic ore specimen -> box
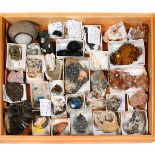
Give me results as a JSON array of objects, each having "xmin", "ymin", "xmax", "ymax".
[{"xmin": 73, "ymin": 113, "xmax": 88, "ymax": 133}]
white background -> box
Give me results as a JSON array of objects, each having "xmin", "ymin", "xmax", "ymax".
[{"xmin": 0, "ymin": 0, "xmax": 155, "ymax": 155}]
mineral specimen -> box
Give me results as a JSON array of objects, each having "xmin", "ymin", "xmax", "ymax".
[
  {"xmin": 86, "ymin": 92, "xmax": 106, "ymax": 109},
  {"xmin": 91, "ymin": 71, "xmax": 108, "ymax": 95},
  {"xmin": 128, "ymin": 23, "xmax": 149, "ymax": 42},
  {"xmin": 129, "ymin": 91, "xmax": 148, "ymax": 110},
  {"xmin": 123, "ymin": 111, "xmax": 146, "ymax": 134},
  {"xmin": 109, "ymin": 70, "xmax": 149, "ymax": 91},
  {"xmin": 5, "ymin": 83, "xmax": 24, "ymax": 102},
  {"xmin": 110, "ymin": 44, "xmax": 142, "ymax": 65},
  {"xmin": 27, "ymin": 43, "xmax": 41, "ymax": 55},
  {"xmin": 52, "ymin": 122, "xmax": 68, "ymax": 135},
  {"xmin": 103, "ymin": 22, "xmax": 127, "ymax": 43},
  {"xmin": 45, "ymin": 53, "xmax": 56, "ymax": 71},
  {"xmin": 68, "ymin": 96, "xmax": 83, "ymax": 109},
  {"xmin": 51, "ymin": 96, "xmax": 66, "ymax": 116},
  {"xmin": 9, "ymin": 45, "xmax": 22, "ymax": 61},
  {"xmin": 5, "ymin": 101, "xmax": 33, "ymax": 135},
  {"xmin": 7, "ymin": 70, "xmax": 24, "ymax": 83},
  {"xmin": 26, "ymin": 57, "xmax": 43, "ymax": 78},
  {"xmin": 33, "ymin": 116, "xmax": 49, "ymax": 133},
  {"xmin": 65, "ymin": 59, "xmax": 89, "ymax": 93},
  {"xmin": 106, "ymin": 95, "xmax": 121, "ymax": 111},
  {"xmin": 8, "ymin": 21, "xmax": 38, "ymax": 44},
  {"xmin": 51, "ymin": 84, "xmax": 62, "ymax": 94},
  {"xmin": 57, "ymin": 40, "xmax": 83, "ymax": 57},
  {"xmin": 94, "ymin": 111, "xmax": 119, "ymax": 133},
  {"xmin": 45, "ymin": 59, "xmax": 62, "ymax": 81},
  {"xmin": 67, "ymin": 41, "xmax": 83, "ymax": 51},
  {"xmin": 53, "ymin": 30, "xmax": 62, "ymax": 37},
  {"xmin": 73, "ymin": 113, "xmax": 88, "ymax": 134},
  {"xmin": 39, "ymin": 30, "xmax": 54, "ymax": 54}
]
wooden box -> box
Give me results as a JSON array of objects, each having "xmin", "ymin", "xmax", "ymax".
[{"xmin": 0, "ymin": 13, "xmax": 155, "ymax": 143}]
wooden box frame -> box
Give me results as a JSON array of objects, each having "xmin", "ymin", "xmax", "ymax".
[{"xmin": 0, "ymin": 13, "xmax": 155, "ymax": 143}]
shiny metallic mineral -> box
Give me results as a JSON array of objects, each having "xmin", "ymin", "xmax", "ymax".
[{"xmin": 73, "ymin": 113, "xmax": 88, "ymax": 134}]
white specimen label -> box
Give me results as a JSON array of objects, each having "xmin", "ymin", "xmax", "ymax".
[
  {"xmin": 67, "ymin": 20, "xmax": 82, "ymax": 39},
  {"xmin": 40, "ymin": 99, "xmax": 51, "ymax": 116},
  {"xmin": 88, "ymin": 26, "xmax": 101, "ymax": 45}
]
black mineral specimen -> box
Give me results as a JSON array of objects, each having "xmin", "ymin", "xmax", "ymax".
[
  {"xmin": 5, "ymin": 101, "xmax": 33, "ymax": 135},
  {"xmin": 73, "ymin": 113, "xmax": 88, "ymax": 133},
  {"xmin": 5, "ymin": 83, "xmax": 24, "ymax": 102},
  {"xmin": 57, "ymin": 41, "xmax": 83, "ymax": 56},
  {"xmin": 53, "ymin": 30, "xmax": 62, "ymax": 37},
  {"xmin": 51, "ymin": 84, "xmax": 62, "ymax": 94},
  {"xmin": 38, "ymin": 30, "xmax": 54, "ymax": 54},
  {"xmin": 67, "ymin": 41, "xmax": 82, "ymax": 51}
]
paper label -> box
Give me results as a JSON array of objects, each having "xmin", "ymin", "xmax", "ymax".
[
  {"xmin": 67, "ymin": 20, "xmax": 82, "ymax": 39},
  {"xmin": 88, "ymin": 26, "xmax": 101, "ymax": 45},
  {"xmin": 40, "ymin": 99, "xmax": 51, "ymax": 116},
  {"xmin": 48, "ymin": 22, "xmax": 63, "ymax": 35}
]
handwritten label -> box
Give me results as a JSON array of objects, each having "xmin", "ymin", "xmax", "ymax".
[
  {"xmin": 40, "ymin": 99, "xmax": 52, "ymax": 116},
  {"xmin": 67, "ymin": 20, "xmax": 82, "ymax": 40},
  {"xmin": 88, "ymin": 26, "xmax": 101, "ymax": 45}
]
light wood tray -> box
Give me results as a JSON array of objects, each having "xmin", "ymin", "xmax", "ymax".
[{"xmin": 0, "ymin": 13, "xmax": 155, "ymax": 143}]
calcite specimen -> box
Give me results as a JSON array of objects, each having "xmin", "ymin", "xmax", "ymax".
[
  {"xmin": 5, "ymin": 101, "xmax": 33, "ymax": 135},
  {"xmin": 73, "ymin": 113, "xmax": 88, "ymax": 134},
  {"xmin": 122, "ymin": 111, "xmax": 146, "ymax": 134},
  {"xmin": 94, "ymin": 111, "xmax": 119, "ymax": 133},
  {"xmin": 110, "ymin": 44, "xmax": 142, "ymax": 65},
  {"xmin": 5, "ymin": 83, "xmax": 24, "ymax": 102},
  {"xmin": 106, "ymin": 95, "xmax": 121, "ymax": 111},
  {"xmin": 129, "ymin": 91, "xmax": 148, "ymax": 110},
  {"xmin": 52, "ymin": 122, "xmax": 68, "ymax": 135},
  {"xmin": 45, "ymin": 53, "xmax": 56, "ymax": 71},
  {"xmin": 103, "ymin": 22, "xmax": 127, "ymax": 43},
  {"xmin": 128, "ymin": 23, "xmax": 149, "ymax": 42},
  {"xmin": 7, "ymin": 70, "xmax": 24, "ymax": 83},
  {"xmin": 45, "ymin": 59, "xmax": 62, "ymax": 81}
]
